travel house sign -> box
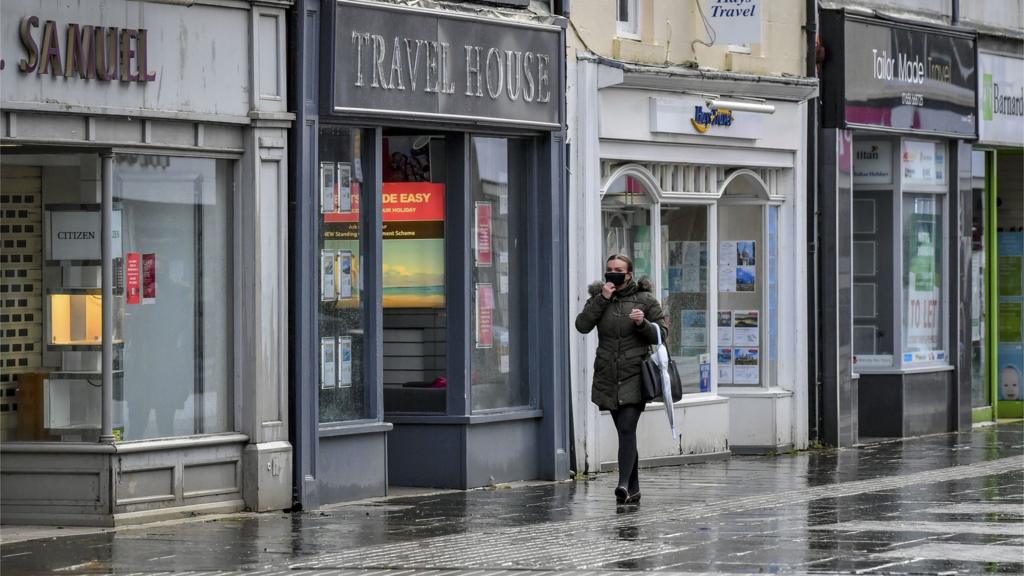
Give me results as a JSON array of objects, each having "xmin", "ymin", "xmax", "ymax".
[{"xmin": 331, "ymin": 0, "xmax": 561, "ymax": 128}]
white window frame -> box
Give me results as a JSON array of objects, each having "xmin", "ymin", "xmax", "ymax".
[{"xmin": 616, "ymin": 0, "xmax": 640, "ymax": 40}]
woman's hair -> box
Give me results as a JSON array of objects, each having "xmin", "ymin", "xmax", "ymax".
[{"xmin": 606, "ymin": 254, "xmax": 634, "ymax": 272}]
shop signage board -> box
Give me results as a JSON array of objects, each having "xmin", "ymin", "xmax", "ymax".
[
  {"xmin": 46, "ymin": 209, "xmax": 122, "ymax": 260},
  {"xmin": 979, "ymin": 52, "xmax": 1024, "ymax": 147},
  {"xmin": 330, "ymin": 0, "xmax": 562, "ymax": 128},
  {"xmin": 702, "ymin": 0, "xmax": 761, "ymax": 46},
  {"xmin": 2, "ymin": 0, "xmax": 250, "ymax": 119},
  {"xmin": 650, "ymin": 96, "xmax": 763, "ymax": 139},
  {"xmin": 820, "ymin": 10, "xmax": 977, "ymax": 138}
]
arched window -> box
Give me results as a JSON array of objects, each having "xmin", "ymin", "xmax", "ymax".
[{"xmin": 601, "ymin": 168, "xmax": 657, "ymax": 280}]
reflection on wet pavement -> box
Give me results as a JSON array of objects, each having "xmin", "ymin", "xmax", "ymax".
[{"xmin": 1, "ymin": 422, "xmax": 1021, "ymax": 575}]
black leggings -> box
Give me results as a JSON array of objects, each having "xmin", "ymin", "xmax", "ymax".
[{"xmin": 611, "ymin": 403, "xmax": 643, "ymax": 493}]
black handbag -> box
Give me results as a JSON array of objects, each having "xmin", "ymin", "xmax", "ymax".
[{"xmin": 640, "ymin": 324, "xmax": 683, "ymax": 403}]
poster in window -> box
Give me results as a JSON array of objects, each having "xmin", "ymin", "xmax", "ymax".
[
  {"xmin": 718, "ymin": 310, "xmax": 733, "ymax": 346},
  {"xmin": 668, "ymin": 241, "xmax": 684, "ymax": 267},
  {"xmin": 906, "ymin": 201, "xmax": 941, "ymax": 354},
  {"xmin": 320, "ymin": 337, "xmax": 336, "ymax": 389},
  {"xmin": 338, "ymin": 163, "xmax": 352, "ymax": 213},
  {"xmin": 476, "ymin": 283, "xmax": 494, "ymax": 349},
  {"xmin": 733, "ymin": 348, "xmax": 760, "ymax": 385},
  {"xmin": 681, "ymin": 310, "xmax": 707, "ymax": 347},
  {"xmin": 719, "ymin": 240, "xmax": 737, "ymax": 292},
  {"xmin": 382, "ymin": 182, "xmax": 445, "ymax": 308},
  {"xmin": 998, "ymin": 344, "xmax": 1022, "ymax": 401},
  {"xmin": 125, "ymin": 252, "xmax": 141, "ymax": 305},
  {"xmin": 320, "ymin": 162, "xmax": 337, "ymax": 214},
  {"xmin": 681, "ymin": 241, "xmax": 706, "ymax": 293},
  {"xmin": 321, "ymin": 250, "xmax": 337, "ymax": 301},
  {"xmin": 339, "ymin": 251, "xmax": 353, "ymax": 300},
  {"xmin": 718, "ymin": 347, "xmax": 734, "ymax": 385},
  {"xmin": 475, "ymin": 202, "xmax": 493, "ymax": 267},
  {"xmin": 632, "ymin": 226, "xmax": 652, "ymax": 280},
  {"xmin": 142, "ymin": 253, "xmax": 157, "ymax": 304},
  {"xmin": 338, "ymin": 336, "xmax": 352, "ymax": 387},
  {"xmin": 733, "ymin": 310, "xmax": 759, "ymax": 346},
  {"xmin": 668, "ymin": 268, "xmax": 683, "ymax": 293}
]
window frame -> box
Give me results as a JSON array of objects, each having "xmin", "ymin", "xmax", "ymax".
[
  {"xmin": 851, "ymin": 135, "xmax": 951, "ymax": 374},
  {"xmin": 616, "ymin": 0, "xmax": 640, "ymax": 40}
]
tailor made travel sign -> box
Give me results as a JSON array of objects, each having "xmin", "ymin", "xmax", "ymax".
[{"xmin": 332, "ymin": 1, "xmax": 561, "ymax": 127}]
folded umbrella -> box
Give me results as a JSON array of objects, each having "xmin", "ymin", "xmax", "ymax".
[{"xmin": 653, "ymin": 325, "xmax": 678, "ymax": 439}]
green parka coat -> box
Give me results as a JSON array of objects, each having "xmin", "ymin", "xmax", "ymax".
[{"xmin": 574, "ymin": 277, "xmax": 668, "ymax": 410}]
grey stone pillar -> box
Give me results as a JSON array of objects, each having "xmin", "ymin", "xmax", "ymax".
[{"xmin": 240, "ymin": 1, "xmax": 294, "ymax": 512}]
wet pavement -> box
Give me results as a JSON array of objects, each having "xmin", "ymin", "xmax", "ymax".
[{"xmin": 2, "ymin": 422, "xmax": 1022, "ymax": 575}]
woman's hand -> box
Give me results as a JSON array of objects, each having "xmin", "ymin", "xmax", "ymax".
[
  {"xmin": 629, "ymin": 308, "xmax": 645, "ymax": 326},
  {"xmin": 601, "ymin": 282, "xmax": 616, "ymax": 300}
]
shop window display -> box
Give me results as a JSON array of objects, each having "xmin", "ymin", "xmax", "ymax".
[
  {"xmin": 115, "ymin": 155, "xmax": 233, "ymax": 440},
  {"xmin": 470, "ymin": 137, "xmax": 529, "ymax": 411},
  {"xmin": 602, "ymin": 175, "xmax": 654, "ymax": 280},
  {"xmin": 660, "ymin": 205, "xmax": 710, "ymax": 395},
  {"xmin": 319, "ymin": 127, "xmax": 374, "ymax": 422}
]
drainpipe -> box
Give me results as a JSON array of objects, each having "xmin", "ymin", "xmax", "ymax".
[
  {"xmin": 805, "ymin": 0, "xmax": 821, "ymax": 444},
  {"xmin": 951, "ymin": 0, "xmax": 959, "ymax": 25}
]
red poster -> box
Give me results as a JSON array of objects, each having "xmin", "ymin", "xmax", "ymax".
[
  {"xmin": 475, "ymin": 202, "xmax": 492, "ymax": 267},
  {"xmin": 142, "ymin": 253, "xmax": 156, "ymax": 304},
  {"xmin": 125, "ymin": 252, "xmax": 141, "ymax": 305},
  {"xmin": 381, "ymin": 182, "xmax": 445, "ymax": 222},
  {"xmin": 476, "ymin": 283, "xmax": 494, "ymax": 349}
]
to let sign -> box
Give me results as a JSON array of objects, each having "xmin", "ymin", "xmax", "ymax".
[{"xmin": 332, "ymin": 0, "xmax": 561, "ymax": 128}]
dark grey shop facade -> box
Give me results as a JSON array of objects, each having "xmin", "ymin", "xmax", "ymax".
[
  {"xmin": 816, "ymin": 8, "xmax": 978, "ymax": 446},
  {"xmin": 289, "ymin": 0, "xmax": 570, "ymax": 507}
]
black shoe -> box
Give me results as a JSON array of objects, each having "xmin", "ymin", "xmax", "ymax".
[
  {"xmin": 614, "ymin": 485, "xmax": 629, "ymax": 504},
  {"xmin": 625, "ymin": 490, "xmax": 641, "ymax": 504}
]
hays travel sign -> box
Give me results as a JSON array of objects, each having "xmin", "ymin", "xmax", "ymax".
[
  {"xmin": 330, "ymin": 0, "xmax": 562, "ymax": 128},
  {"xmin": 650, "ymin": 96, "xmax": 763, "ymax": 139}
]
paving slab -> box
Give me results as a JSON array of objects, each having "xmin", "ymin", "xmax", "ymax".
[{"xmin": 0, "ymin": 422, "xmax": 1022, "ymax": 575}]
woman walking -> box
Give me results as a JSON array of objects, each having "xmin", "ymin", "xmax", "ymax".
[{"xmin": 575, "ymin": 254, "xmax": 667, "ymax": 504}]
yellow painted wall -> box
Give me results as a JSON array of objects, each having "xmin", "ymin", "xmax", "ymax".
[{"xmin": 569, "ymin": 0, "xmax": 807, "ymax": 77}]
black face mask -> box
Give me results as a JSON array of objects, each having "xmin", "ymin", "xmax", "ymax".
[{"xmin": 604, "ymin": 272, "xmax": 627, "ymax": 286}]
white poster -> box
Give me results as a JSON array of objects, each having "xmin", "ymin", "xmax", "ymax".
[
  {"xmin": 733, "ymin": 310, "xmax": 760, "ymax": 346},
  {"xmin": 719, "ymin": 240, "xmax": 737, "ymax": 292},
  {"xmin": 321, "ymin": 250, "xmax": 336, "ymax": 301},
  {"xmin": 320, "ymin": 162, "xmax": 336, "ymax": 213},
  {"xmin": 682, "ymin": 310, "xmax": 707, "ymax": 348},
  {"xmin": 853, "ymin": 140, "xmax": 894, "ymax": 185},
  {"xmin": 338, "ymin": 162, "xmax": 352, "ymax": 213},
  {"xmin": 902, "ymin": 140, "xmax": 947, "ymax": 187},
  {"xmin": 338, "ymin": 336, "xmax": 352, "ymax": 387},
  {"xmin": 718, "ymin": 310, "xmax": 733, "ymax": 346},
  {"xmin": 717, "ymin": 347, "xmax": 733, "ymax": 385},
  {"xmin": 320, "ymin": 337, "xmax": 336, "ymax": 389},
  {"xmin": 733, "ymin": 348, "xmax": 760, "ymax": 385},
  {"xmin": 339, "ymin": 251, "xmax": 353, "ymax": 299},
  {"xmin": 703, "ymin": 0, "xmax": 762, "ymax": 45}
]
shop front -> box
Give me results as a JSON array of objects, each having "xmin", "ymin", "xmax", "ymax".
[
  {"xmin": 290, "ymin": 0, "xmax": 569, "ymax": 506},
  {"xmin": 818, "ymin": 9, "xmax": 978, "ymax": 444},
  {"xmin": 974, "ymin": 48, "xmax": 1024, "ymax": 421},
  {"xmin": 0, "ymin": 0, "xmax": 292, "ymax": 525},
  {"xmin": 570, "ymin": 57, "xmax": 817, "ymax": 466}
]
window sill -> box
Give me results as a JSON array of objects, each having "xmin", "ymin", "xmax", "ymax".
[
  {"xmin": 718, "ymin": 387, "xmax": 793, "ymax": 398},
  {"xmin": 855, "ymin": 364, "xmax": 954, "ymax": 375},
  {"xmin": 0, "ymin": 432, "xmax": 250, "ymax": 454},
  {"xmin": 318, "ymin": 420, "xmax": 393, "ymax": 438},
  {"xmin": 386, "ymin": 408, "xmax": 542, "ymax": 425}
]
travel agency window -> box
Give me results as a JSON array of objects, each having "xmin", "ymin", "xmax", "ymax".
[
  {"xmin": 716, "ymin": 170, "xmax": 780, "ymax": 391},
  {"xmin": 852, "ymin": 138, "xmax": 949, "ymax": 370},
  {"xmin": 602, "ymin": 165, "xmax": 719, "ymax": 396},
  {"xmin": 318, "ymin": 126, "xmax": 376, "ymax": 423}
]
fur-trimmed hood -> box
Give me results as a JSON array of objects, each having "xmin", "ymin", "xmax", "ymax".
[{"xmin": 587, "ymin": 276, "xmax": 654, "ymax": 297}]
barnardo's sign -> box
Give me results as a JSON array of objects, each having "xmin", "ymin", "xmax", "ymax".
[
  {"xmin": 979, "ymin": 52, "xmax": 1024, "ymax": 147},
  {"xmin": 821, "ymin": 10, "xmax": 977, "ymax": 138},
  {"xmin": 331, "ymin": 0, "xmax": 562, "ymax": 128}
]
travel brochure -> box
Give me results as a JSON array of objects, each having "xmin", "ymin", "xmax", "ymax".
[
  {"xmin": 719, "ymin": 239, "xmax": 756, "ymax": 293},
  {"xmin": 666, "ymin": 241, "xmax": 706, "ymax": 293},
  {"xmin": 716, "ymin": 309, "xmax": 760, "ymax": 385},
  {"xmin": 321, "ymin": 249, "xmax": 356, "ymax": 302},
  {"xmin": 321, "ymin": 336, "xmax": 354, "ymax": 389},
  {"xmin": 321, "ymin": 162, "xmax": 354, "ymax": 215}
]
